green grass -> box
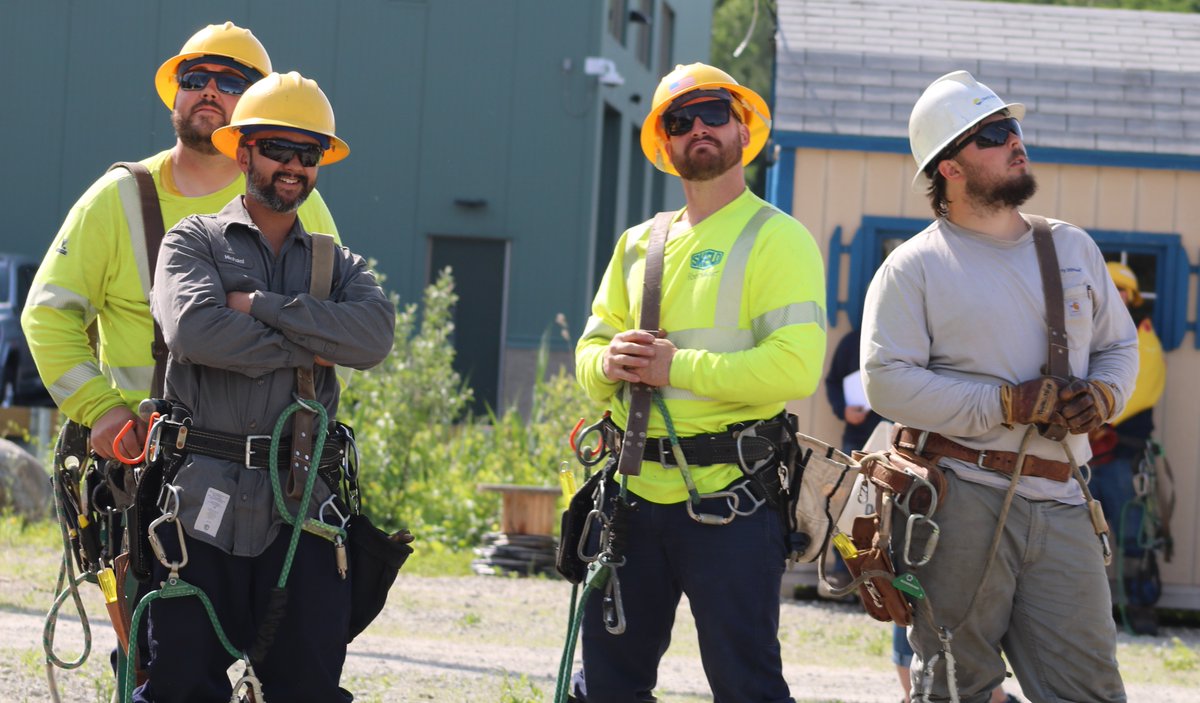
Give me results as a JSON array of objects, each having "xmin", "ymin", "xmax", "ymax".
[{"xmin": 399, "ymin": 543, "xmax": 474, "ymax": 577}]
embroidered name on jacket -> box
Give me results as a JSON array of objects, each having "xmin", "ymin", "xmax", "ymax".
[
  {"xmin": 222, "ymin": 252, "xmax": 248, "ymax": 266},
  {"xmin": 690, "ymin": 249, "xmax": 724, "ymax": 270}
]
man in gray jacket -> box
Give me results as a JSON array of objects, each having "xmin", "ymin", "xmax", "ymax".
[
  {"xmin": 140, "ymin": 71, "xmax": 393, "ymax": 703},
  {"xmin": 861, "ymin": 71, "xmax": 1136, "ymax": 703}
]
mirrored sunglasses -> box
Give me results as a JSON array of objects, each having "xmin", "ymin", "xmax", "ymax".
[
  {"xmin": 246, "ymin": 138, "xmax": 324, "ymax": 168},
  {"xmin": 178, "ymin": 69, "xmax": 252, "ymax": 96},
  {"xmin": 663, "ymin": 100, "xmax": 732, "ymax": 137},
  {"xmin": 948, "ymin": 117, "xmax": 1023, "ymax": 158}
]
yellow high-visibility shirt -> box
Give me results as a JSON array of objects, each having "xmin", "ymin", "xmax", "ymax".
[
  {"xmin": 22, "ymin": 149, "xmax": 339, "ymax": 427},
  {"xmin": 1112, "ymin": 318, "xmax": 1165, "ymax": 426},
  {"xmin": 577, "ymin": 188, "xmax": 827, "ymax": 503}
]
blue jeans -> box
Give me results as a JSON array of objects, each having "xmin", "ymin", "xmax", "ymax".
[
  {"xmin": 893, "ymin": 624, "xmax": 914, "ymax": 667},
  {"xmin": 573, "ymin": 480, "xmax": 793, "ymax": 703},
  {"xmin": 1089, "ymin": 455, "xmax": 1159, "ymax": 606}
]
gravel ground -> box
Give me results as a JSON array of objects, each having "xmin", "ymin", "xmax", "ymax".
[{"xmin": 8, "ymin": 571, "xmax": 1200, "ymax": 702}]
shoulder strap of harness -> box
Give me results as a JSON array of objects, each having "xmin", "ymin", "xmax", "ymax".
[
  {"xmin": 288, "ymin": 232, "xmax": 337, "ymax": 498},
  {"xmin": 1028, "ymin": 214, "xmax": 1070, "ymax": 379},
  {"xmin": 108, "ymin": 161, "xmax": 169, "ymax": 399},
  {"xmin": 616, "ymin": 211, "xmax": 674, "ymax": 476}
]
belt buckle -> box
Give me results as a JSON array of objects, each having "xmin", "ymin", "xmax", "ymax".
[
  {"xmin": 975, "ymin": 450, "xmax": 989, "ymax": 469},
  {"xmin": 656, "ymin": 438, "xmax": 676, "ymax": 468},
  {"xmin": 244, "ymin": 435, "xmax": 272, "ymax": 469}
]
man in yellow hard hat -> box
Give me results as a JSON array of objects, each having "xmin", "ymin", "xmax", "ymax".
[
  {"xmin": 571, "ymin": 62, "xmax": 826, "ymax": 702},
  {"xmin": 1088, "ymin": 261, "xmax": 1167, "ymax": 635},
  {"xmin": 22, "ymin": 21, "xmax": 339, "ymax": 462},
  {"xmin": 137, "ymin": 72, "xmax": 393, "ymax": 702},
  {"xmin": 862, "ymin": 71, "xmax": 1136, "ymax": 702}
]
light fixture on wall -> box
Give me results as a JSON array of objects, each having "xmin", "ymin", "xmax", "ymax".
[{"xmin": 584, "ymin": 57, "xmax": 624, "ymax": 87}]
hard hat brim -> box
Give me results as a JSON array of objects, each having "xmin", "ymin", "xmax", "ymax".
[
  {"xmin": 910, "ymin": 101, "xmax": 1025, "ymax": 193},
  {"xmin": 640, "ymin": 81, "xmax": 771, "ymax": 176},
  {"xmin": 212, "ymin": 122, "xmax": 350, "ymax": 165}
]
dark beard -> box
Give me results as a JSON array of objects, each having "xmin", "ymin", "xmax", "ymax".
[
  {"xmin": 674, "ymin": 137, "xmax": 742, "ymax": 181},
  {"xmin": 246, "ymin": 153, "xmax": 314, "ymax": 213},
  {"xmin": 966, "ymin": 171, "xmax": 1037, "ymax": 210},
  {"xmin": 172, "ymin": 105, "xmax": 223, "ymax": 156}
]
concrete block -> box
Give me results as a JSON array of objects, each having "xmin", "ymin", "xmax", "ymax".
[
  {"xmin": 863, "ymin": 52, "xmax": 922, "ymax": 72},
  {"xmin": 1066, "ymin": 82, "xmax": 1125, "ymax": 102},
  {"xmin": 920, "ymin": 56, "xmax": 977, "ymax": 75},
  {"xmin": 1092, "ymin": 67, "xmax": 1154, "ymax": 87},
  {"xmin": 806, "ymin": 83, "xmax": 864, "ymax": 102},
  {"xmin": 1029, "ymin": 131, "xmax": 1096, "ymax": 151},
  {"xmin": 1065, "ymin": 114, "xmax": 1127, "ymax": 136},
  {"xmin": 1037, "ymin": 64, "xmax": 1094, "ymax": 82},
  {"xmin": 1127, "ymin": 119, "xmax": 1185, "ymax": 139},
  {"xmin": 835, "ymin": 66, "xmax": 895, "ymax": 87},
  {"xmin": 834, "ymin": 100, "xmax": 885, "ymax": 121},
  {"xmin": 1095, "ymin": 134, "xmax": 1157, "ymax": 153},
  {"xmin": 1125, "ymin": 85, "xmax": 1184, "ymax": 104},
  {"xmin": 804, "ymin": 49, "xmax": 864, "ymax": 69},
  {"xmin": 1009, "ymin": 78, "xmax": 1070, "ymax": 99}
]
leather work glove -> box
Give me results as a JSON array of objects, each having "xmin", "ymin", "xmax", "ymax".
[
  {"xmin": 1057, "ymin": 378, "xmax": 1116, "ymax": 435},
  {"xmin": 999, "ymin": 376, "xmax": 1069, "ymax": 440}
]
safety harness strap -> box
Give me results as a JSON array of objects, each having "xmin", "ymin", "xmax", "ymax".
[
  {"xmin": 108, "ymin": 162, "xmax": 168, "ymax": 399},
  {"xmin": 616, "ymin": 212, "xmax": 673, "ymax": 476},
  {"xmin": 1029, "ymin": 215, "xmax": 1069, "ymax": 379},
  {"xmin": 288, "ymin": 233, "xmax": 336, "ymax": 498}
]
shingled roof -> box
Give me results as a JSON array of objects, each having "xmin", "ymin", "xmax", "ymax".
[{"xmin": 774, "ymin": 0, "xmax": 1200, "ymax": 156}]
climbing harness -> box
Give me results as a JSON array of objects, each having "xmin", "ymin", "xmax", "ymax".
[
  {"xmin": 1114, "ymin": 437, "xmax": 1174, "ymax": 633},
  {"xmin": 118, "ymin": 398, "xmax": 346, "ymax": 703}
]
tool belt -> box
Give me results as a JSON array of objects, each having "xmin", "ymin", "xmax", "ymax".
[
  {"xmin": 599, "ymin": 415, "xmax": 784, "ymax": 468},
  {"xmin": 156, "ymin": 422, "xmax": 346, "ymax": 490},
  {"xmin": 893, "ymin": 425, "xmax": 1071, "ymax": 483}
]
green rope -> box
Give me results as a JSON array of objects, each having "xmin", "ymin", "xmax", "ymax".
[
  {"xmin": 267, "ymin": 399, "xmax": 346, "ymax": 588},
  {"xmin": 120, "ymin": 398, "xmax": 341, "ymax": 703},
  {"xmin": 650, "ymin": 390, "xmax": 702, "ymax": 507},
  {"xmin": 553, "ymin": 561, "xmax": 614, "ymax": 703}
]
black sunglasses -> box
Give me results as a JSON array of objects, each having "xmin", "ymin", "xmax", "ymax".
[
  {"xmin": 663, "ymin": 100, "xmax": 732, "ymax": 137},
  {"xmin": 178, "ymin": 69, "xmax": 252, "ymax": 96},
  {"xmin": 246, "ymin": 138, "xmax": 324, "ymax": 168},
  {"xmin": 946, "ymin": 117, "xmax": 1023, "ymax": 158}
]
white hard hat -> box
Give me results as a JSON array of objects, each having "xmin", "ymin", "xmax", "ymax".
[{"xmin": 908, "ymin": 71, "xmax": 1025, "ymax": 192}]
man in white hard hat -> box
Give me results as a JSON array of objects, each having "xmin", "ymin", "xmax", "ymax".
[
  {"xmin": 571, "ymin": 62, "xmax": 826, "ymax": 702},
  {"xmin": 137, "ymin": 72, "xmax": 394, "ymax": 702},
  {"xmin": 861, "ymin": 71, "xmax": 1136, "ymax": 702}
]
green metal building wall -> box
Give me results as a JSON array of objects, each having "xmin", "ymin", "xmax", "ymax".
[{"xmin": 2, "ymin": 0, "xmax": 713, "ymax": 410}]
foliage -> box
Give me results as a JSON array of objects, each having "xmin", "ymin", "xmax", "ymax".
[
  {"xmin": 710, "ymin": 0, "xmax": 778, "ymax": 193},
  {"xmin": 1164, "ymin": 637, "xmax": 1200, "ymax": 671},
  {"xmin": 340, "ymin": 270, "xmax": 602, "ymax": 550}
]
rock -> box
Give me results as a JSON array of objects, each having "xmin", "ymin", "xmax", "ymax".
[{"xmin": 0, "ymin": 438, "xmax": 51, "ymax": 519}]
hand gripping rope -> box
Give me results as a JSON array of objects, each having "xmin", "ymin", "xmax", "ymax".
[{"xmin": 120, "ymin": 398, "xmax": 346, "ymax": 703}]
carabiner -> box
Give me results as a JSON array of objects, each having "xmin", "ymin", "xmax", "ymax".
[
  {"xmin": 571, "ymin": 414, "xmax": 610, "ymax": 467},
  {"xmin": 903, "ymin": 513, "xmax": 940, "ymax": 568},
  {"xmin": 112, "ymin": 414, "xmax": 157, "ymax": 466},
  {"xmin": 685, "ymin": 492, "xmax": 738, "ymax": 526},
  {"xmin": 894, "ymin": 469, "xmax": 939, "ymax": 519}
]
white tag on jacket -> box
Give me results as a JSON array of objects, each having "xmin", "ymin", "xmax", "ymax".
[{"xmin": 195, "ymin": 487, "xmax": 231, "ymax": 537}]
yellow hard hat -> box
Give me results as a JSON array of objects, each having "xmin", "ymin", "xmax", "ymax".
[
  {"xmin": 1106, "ymin": 262, "xmax": 1143, "ymax": 306},
  {"xmin": 211, "ymin": 72, "xmax": 349, "ymax": 165},
  {"xmin": 640, "ymin": 63, "xmax": 771, "ymax": 176},
  {"xmin": 155, "ymin": 22, "xmax": 272, "ymax": 110}
]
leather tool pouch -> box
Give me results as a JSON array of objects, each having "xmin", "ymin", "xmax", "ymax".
[
  {"xmin": 786, "ymin": 433, "xmax": 859, "ymax": 562},
  {"xmin": 862, "ymin": 444, "xmax": 948, "ymax": 517},
  {"xmin": 842, "ymin": 514, "xmax": 913, "ymax": 625},
  {"xmin": 346, "ymin": 513, "xmax": 413, "ymax": 642},
  {"xmin": 555, "ymin": 465, "xmax": 609, "ymax": 585}
]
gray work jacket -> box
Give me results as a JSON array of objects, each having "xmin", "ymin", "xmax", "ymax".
[{"xmin": 151, "ymin": 196, "xmax": 395, "ymax": 556}]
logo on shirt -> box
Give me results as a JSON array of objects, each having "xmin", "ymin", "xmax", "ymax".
[
  {"xmin": 690, "ymin": 249, "xmax": 724, "ymax": 270},
  {"xmin": 221, "ymin": 252, "xmax": 247, "ymax": 266},
  {"xmin": 56, "ymin": 235, "xmax": 69, "ymax": 256},
  {"xmin": 1066, "ymin": 298, "xmax": 1084, "ymax": 319}
]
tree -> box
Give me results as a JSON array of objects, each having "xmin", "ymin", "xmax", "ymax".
[{"xmin": 710, "ymin": 0, "xmax": 778, "ymax": 195}]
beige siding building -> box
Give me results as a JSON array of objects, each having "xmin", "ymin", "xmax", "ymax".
[{"xmin": 772, "ymin": 0, "xmax": 1200, "ymax": 608}]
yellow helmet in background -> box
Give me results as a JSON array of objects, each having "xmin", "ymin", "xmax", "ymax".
[
  {"xmin": 640, "ymin": 63, "xmax": 771, "ymax": 176},
  {"xmin": 155, "ymin": 22, "xmax": 271, "ymax": 110},
  {"xmin": 211, "ymin": 71, "xmax": 350, "ymax": 165},
  {"xmin": 1106, "ymin": 261, "xmax": 1143, "ymax": 307}
]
